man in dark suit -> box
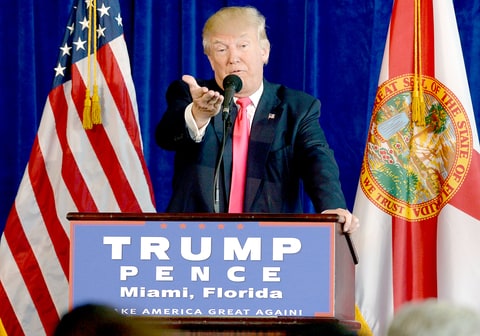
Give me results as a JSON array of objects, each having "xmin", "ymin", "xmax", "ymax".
[{"xmin": 156, "ymin": 6, "xmax": 359, "ymax": 233}]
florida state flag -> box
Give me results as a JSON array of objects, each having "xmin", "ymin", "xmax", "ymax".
[{"xmin": 354, "ymin": 0, "xmax": 480, "ymax": 334}]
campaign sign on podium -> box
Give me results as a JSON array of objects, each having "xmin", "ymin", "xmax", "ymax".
[{"xmin": 69, "ymin": 213, "xmax": 354, "ymax": 320}]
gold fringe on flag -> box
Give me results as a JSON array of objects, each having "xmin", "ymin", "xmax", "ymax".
[
  {"xmin": 355, "ymin": 304, "xmax": 374, "ymax": 336},
  {"xmin": 82, "ymin": 0, "xmax": 102, "ymax": 129},
  {"xmin": 0, "ymin": 318, "xmax": 8, "ymax": 336},
  {"xmin": 411, "ymin": 0, "xmax": 426, "ymax": 126}
]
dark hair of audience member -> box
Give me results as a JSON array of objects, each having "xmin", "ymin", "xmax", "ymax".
[{"xmin": 53, "ymin": 304, "xmax": 145, "ymax": 336}]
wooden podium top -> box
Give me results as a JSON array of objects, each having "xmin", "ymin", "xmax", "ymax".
[{"xmin": 67, "ymin": 212, "xmax": 343, "ymax": 223}]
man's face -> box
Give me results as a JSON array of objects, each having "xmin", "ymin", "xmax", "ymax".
[{"xmin": 206, "ymin": 21, "xmax": 269, "ymax": 97}]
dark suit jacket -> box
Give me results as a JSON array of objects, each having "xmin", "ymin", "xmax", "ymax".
[{"xmin": 155, "ymin": 78, "xmax": 346, "ymax": 213}]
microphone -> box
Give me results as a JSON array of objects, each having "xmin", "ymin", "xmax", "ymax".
[{"xmin": 221, "ymin": 74, "xmax": 242, "ymax": 119}]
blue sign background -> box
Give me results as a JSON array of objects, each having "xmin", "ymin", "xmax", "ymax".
[{"xmin": 70, "ymin": 221, "xmax": 334, "ymax": 317}]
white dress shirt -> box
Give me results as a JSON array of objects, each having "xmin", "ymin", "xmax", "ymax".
[{"xmin": 185, "ymin": 83, "xmax": 264, "ymax": 142}]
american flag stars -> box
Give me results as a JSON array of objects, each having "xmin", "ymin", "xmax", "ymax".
[{"xmin": 53, "ymin": 1, "xmax": 123, "ymax": 84}]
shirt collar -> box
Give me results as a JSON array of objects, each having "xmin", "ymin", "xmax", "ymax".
[{"xmin": 235, "ymin": 82, "xmax": 263, "ymax": 108}]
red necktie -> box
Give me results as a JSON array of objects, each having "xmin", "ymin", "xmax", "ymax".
[{"xmin": 228, "ymin": 97, "xmax": 252, "ymax": 213}]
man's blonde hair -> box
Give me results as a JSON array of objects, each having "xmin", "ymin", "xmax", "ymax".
[{"xmin": 202, "ymin": 6, "xmax": 271, "ymax": 56}]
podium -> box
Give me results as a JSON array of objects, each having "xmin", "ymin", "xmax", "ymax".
[{"xmin": 67, "ymin": 213, "xmax": 359, "ymax": 334}]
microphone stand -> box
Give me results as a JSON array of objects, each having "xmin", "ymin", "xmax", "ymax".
[
  {"xmin": 213, "ymin": 75, "xmax": 242, "ymax": 212},
  {"xmin": 213, "ymin": 105, "xmax": 233, "ymax": 213}
]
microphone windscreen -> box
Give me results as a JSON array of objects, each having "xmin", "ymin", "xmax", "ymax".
[{"xmin": 223, "ymin": 74, "xmax": 242, "ymax": 93}]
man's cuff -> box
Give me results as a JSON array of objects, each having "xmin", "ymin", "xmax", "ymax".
[{"xmin": 185, "ymin": 103, "xmax": 208, "ymax": 142}]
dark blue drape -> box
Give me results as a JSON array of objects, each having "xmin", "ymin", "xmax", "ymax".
[{"xmin": 1, "ymin": 0, "xmax": 479, "ymax": 234}]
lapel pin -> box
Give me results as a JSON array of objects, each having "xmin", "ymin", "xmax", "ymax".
[{"xmin": 268, "ymin": 113, "xmax": 275, "ymax": 120}]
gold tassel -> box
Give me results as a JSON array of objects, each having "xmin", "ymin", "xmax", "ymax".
[
  {"xmin": 416, "ymin": 74, "xmax": 426, "ymax": 127},
  {"xmin": 416, "ymin": 0, "xmax": 426, "ymax": 126},
  {"xmin": 83, "ymin": 88, "xmax": 93, "ymax": 130},
  {"xmin": 91, "ymin": 0, "xmax": 102, "ymax": 125},
  {"xmin": 416, "ymin": 88, "xmax": 426, "ymax": 126},
  {"xmin": 82, "ymin": 0, "xmax": 103, "ymax": 128},
  {"xmin": 412, "ymin": 0, "xmax": 426, "ymax": 126},
  {"xmin": 411, "ymin": 78, "xmax": 421, "ymax": 123},
  {"xmin": 92, "ymin": 84, "xmax": 102, "ymax": 124},
  {"xmin": 83, "ymin": 0, "xmax": 93, "ymax": 130}
]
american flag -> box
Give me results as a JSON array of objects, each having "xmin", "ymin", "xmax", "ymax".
[
  {"xmin": 354, "ymin": 0, "xmax": 480, "ymax": 335},
  {"xmin": 0, "ymin": 1, "xmax": 156, "ymax": 335}
]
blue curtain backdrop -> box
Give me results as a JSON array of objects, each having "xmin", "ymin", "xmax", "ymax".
[{"xmin": 1, "ymin": 0, "xmax": 478, "ymax": 234}]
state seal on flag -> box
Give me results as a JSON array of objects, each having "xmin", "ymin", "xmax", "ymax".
[{"xmin": 360, "ymin": 74, "xmax": 473, "ymax": 221}]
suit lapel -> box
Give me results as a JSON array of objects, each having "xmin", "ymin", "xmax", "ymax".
[
  {"xmin": 244, "ymin": 81, "xmax": 283, "ymax": 211},
  {"xmin": 212, "ymin": 79, "xmax": 283, "ymax": 212}
]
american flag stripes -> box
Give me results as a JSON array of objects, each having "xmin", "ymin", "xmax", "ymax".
[{"xmin": 0, "ymin": 1, "xmax": 156, "ymax": 335}]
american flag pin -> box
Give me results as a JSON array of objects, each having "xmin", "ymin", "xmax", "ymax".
[{"xmin": 268, "ymin": 113, "xmax": 275, "ymax": 120}]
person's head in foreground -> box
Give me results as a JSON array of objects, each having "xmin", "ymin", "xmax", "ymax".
[{"xmin": 387, "ymin": 299, "xmax": 480, "ymax": 336}]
